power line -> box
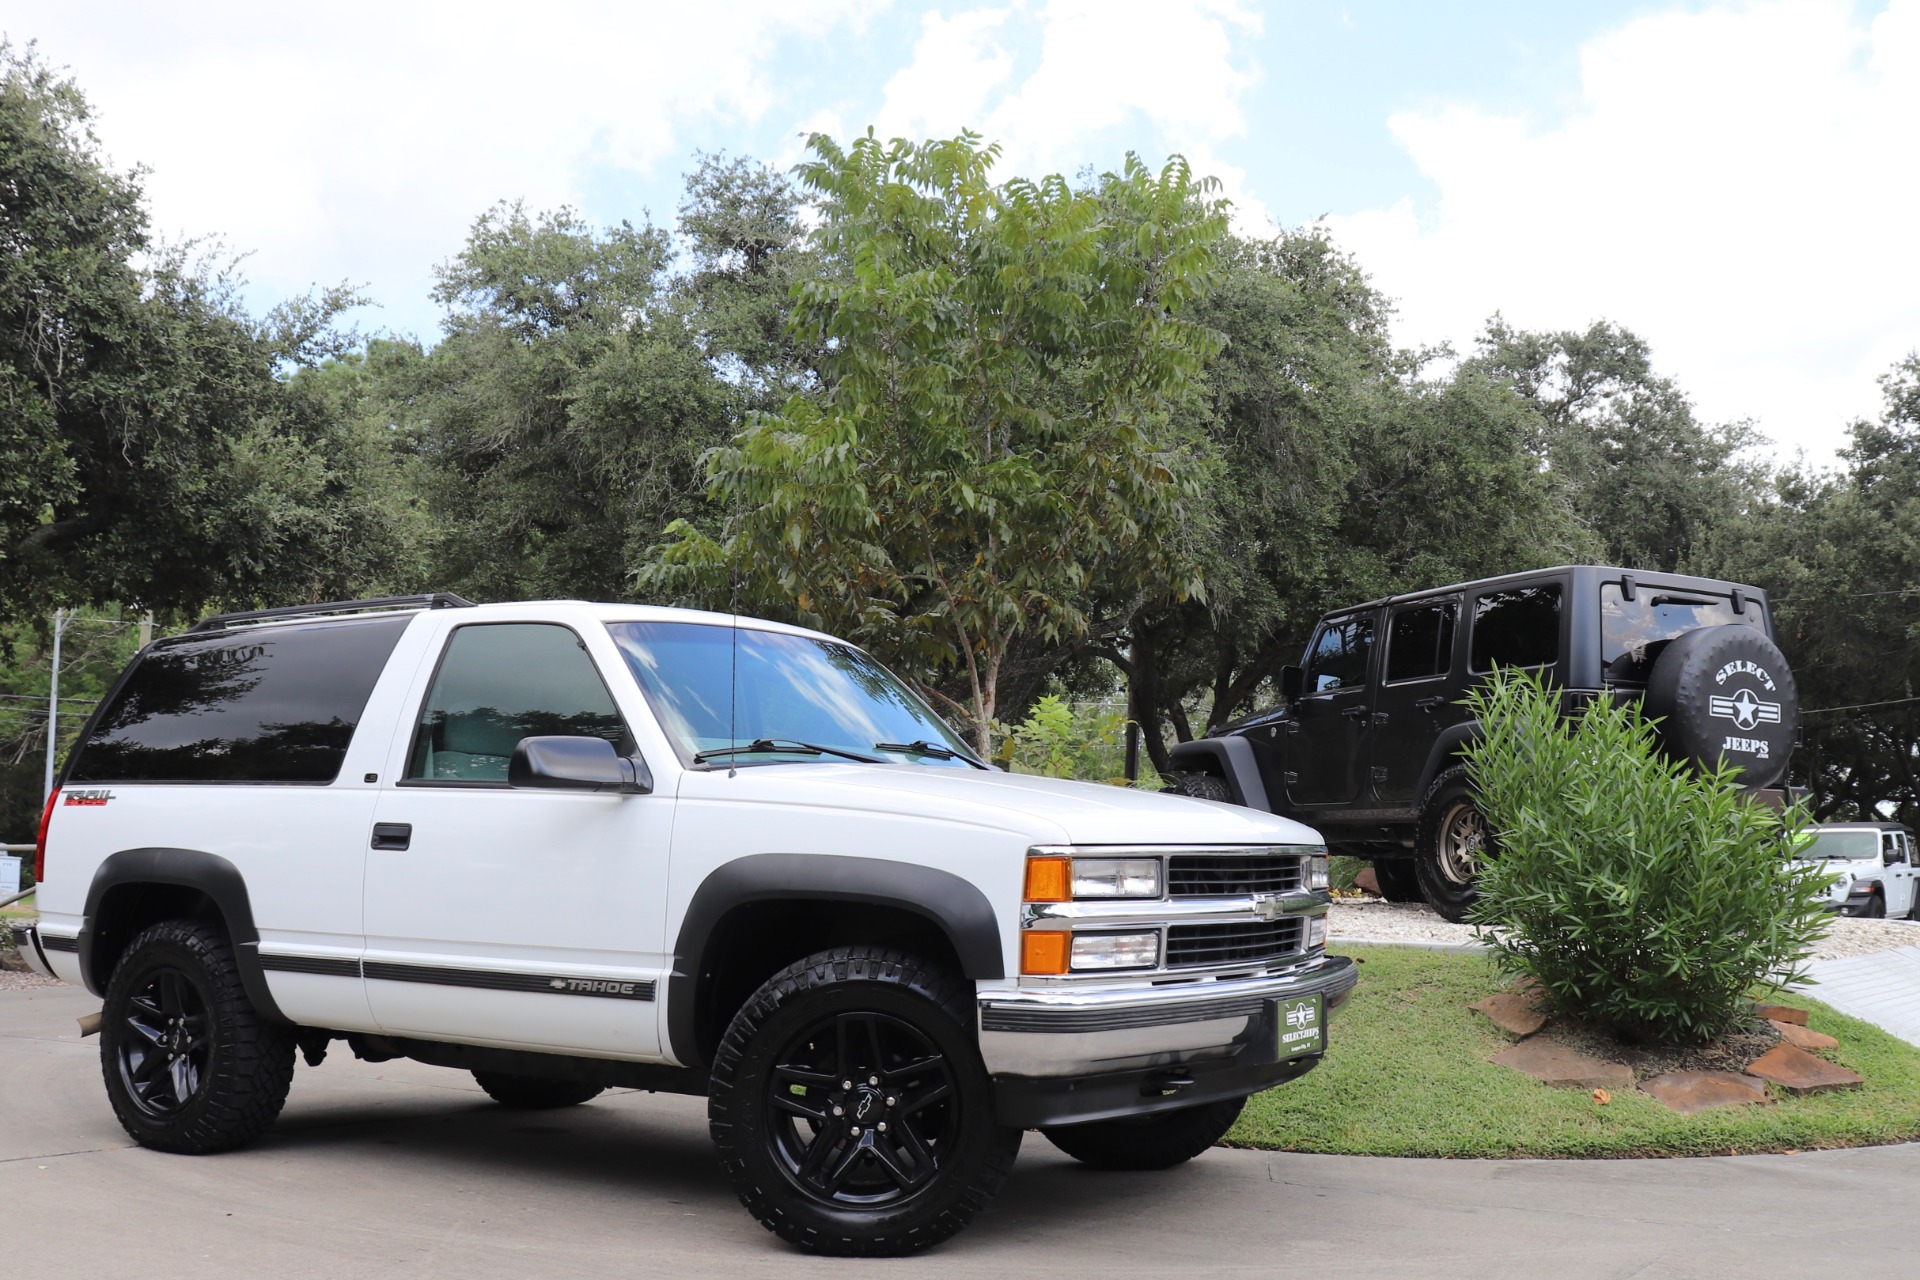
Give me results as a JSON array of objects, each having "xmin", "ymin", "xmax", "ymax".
[{"xmin": 1804, "ymin": 694, "xmax": 1920, "ymax": 717}]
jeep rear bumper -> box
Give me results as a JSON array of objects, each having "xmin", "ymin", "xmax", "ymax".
[{"xmin": 979, "ymin": 953, "xmax": 1358, "ymax": 1128}]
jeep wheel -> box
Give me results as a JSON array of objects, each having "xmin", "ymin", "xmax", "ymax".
[
  {"xmin": 708, "ymin": 946, "xmax": 1022, "ymax": 1256},
  {"xmin": 1863, "ymin": 890, "xmax": 1886, "ymax": 919},
  {"xmin": 1042, "ymin": 1095, "xmax": 1245, "ymax": 1171},
  {"xmin": 471, "ymin": 1071, "xmax": 604, "ymax": 1109},
  {"xmin": 1174, "ymin": 772, "xmax": 1235, "ymax": 803},
  {"xmin": 100, "ymin": 920, "xmax": 295, "ymax": 1154},
  {"xmin": 1414, "ymin": 766, "xmax": 1488, "ymax": 924},
  {"xmin": 1370, "ymin": 858, "xmax": 1424, "ymax": 904}
]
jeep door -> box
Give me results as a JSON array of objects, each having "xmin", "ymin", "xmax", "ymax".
[
  {"xmin": 1882, "ymin": 829, "xmax": 1920, "ymax": 917},
  {"xmin": 1282, "ymin": 612, "xmax": 1376, "ymax": 807},
  {"xmin": 1371, "ymin": 597, "xmax": 1462, "ymax": 806},
  {"xmin": 364, "ymin": 617, "xmax": 674, "ymax": 1057}
]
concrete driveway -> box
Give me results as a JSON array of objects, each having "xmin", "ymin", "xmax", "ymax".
[{"xmin": 6, "ymin": 983, "xmax": 1919, "ymax": 1279}]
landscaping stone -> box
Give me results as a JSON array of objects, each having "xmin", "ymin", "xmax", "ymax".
[
  {"xmin": 1491, "ymin": 1040, "xmax": 1634, "ymax": 1090},
  {"xmin": 1755, "ymin": 1003, "xmax": 1809, "ymax": 1026},
  {"xmin": 1745, "ymin": 1042, "xmax": 1863, "ymax": 1094},
  {"xmin": 1353, "ymin": 866, "xmax": 1380, "ymax": 896},
  {"xmin": 1640, "ymin": 1070, "xmax": 1771, "ymax": 1114},
  {"xmin": 1470, "ymin": 990, "xmax": 1548, "ymax": 1037},
  {"xmin": 1770, "ymin": 1019, "xmax": 1839, "ymax": 1051}
]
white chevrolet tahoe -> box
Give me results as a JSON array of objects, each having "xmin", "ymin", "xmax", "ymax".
[{"xmin": 16, "ymin": 595, "xmax": 1356, "ymax": 1255}]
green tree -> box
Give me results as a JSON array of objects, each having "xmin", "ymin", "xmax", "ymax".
[
  {"xmin": 0, "ymin": 42, "xmax": 409, "ymax": 615},
  {"xmin": 644, "ymin": 133, "xmax": 1225, "ymax": 754}
]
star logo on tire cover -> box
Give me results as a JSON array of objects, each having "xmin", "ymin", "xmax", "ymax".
[{"xmin": 1710, "ymin": 687, "xmax": 1782, "ymax": 731}]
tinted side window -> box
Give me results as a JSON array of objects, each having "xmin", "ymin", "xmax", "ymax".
[
  {"xmin": 408, "ymin": 624, "xmax": 629, "ymax": 783},
  {"xmin": 68, "ymin": 617, "xmax": 409, "ymax": 784},
  {"xmin": 1305, "ymin": 616, "xmax": 1375, "ymax": 693},
  {"xmin": 1470, "ymin": 585, "xmax": 1562, "ymax": 672},
  {"xmin": 1386, "ymin": 603, "xmax": 1456, "ymax": 683}
]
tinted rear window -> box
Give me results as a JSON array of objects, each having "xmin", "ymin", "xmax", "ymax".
[
  {"xmin": 1469, "ymin": 585, "xmax": 1561, "ymax": 672},
  {"xmin": 1600, "ymin": 585, "xmax": 1764, "ymax": 682},
  {"xmin": 68, "ymin": 617, "xmax": 409, "ymax": 784}
]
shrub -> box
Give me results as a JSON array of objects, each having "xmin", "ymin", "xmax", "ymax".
[
  {"xmin": 1462, "ymin": 669, "xmax": 1831, "ymax": 1044},
  {"xmin": 1005, "ymin": 694, "xmax": 1156, "ymax": 786}
]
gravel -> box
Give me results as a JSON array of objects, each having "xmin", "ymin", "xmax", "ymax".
[{"xmin": 1329, "ymin": 897, "xmax": 1920, "ymax": 961}]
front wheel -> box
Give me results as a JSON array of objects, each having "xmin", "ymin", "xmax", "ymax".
[
  {"xmin": 708, "ymin": 947, "xmax": 1022, "ymax": 1257},
  {"xmin": 99, "ymin": 920, "xmax": 295, "ymax": 1154},
  {"xmin": 1414, "ymin": 766, "xmax": 1489, "ymax": 924},
  {"xmin": 1042, "ymin": 1095, "xmax": 1245, "ymax": 1171},
  {"xmin": 1173, "ymin": 772, "xmax": 1235, "ymax": 803},
  {"xmin": 1863, "ymin": 890, "xmax": 1887, "ymax": 919}
]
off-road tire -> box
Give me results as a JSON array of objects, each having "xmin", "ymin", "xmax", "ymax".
[
  {"xmin": 100, "ymin": 919, "xmax": 295, "ymax": 1154},
  {"xmin": 1863, "ymin": 890, "xmax": 1886, "ymax": 919},
  {"xmin": 709, "ymin": 946, "xmax": 1022, "ymax": 1257},
  {"xmin": 1414, "ymin": 766, "xmax": 1488, "ymax": 924},
  {"xmin": 1041, "ymin": 1096, "xmax": 1246, "ymax": 1171},
  {"xmin": 471, "ymin": 1071, "xmax": 605, "ymax": 1109},
  {"xmin": 1174, "ymin": 772, "xmax": 1235, "ymax": 803},
  {"xmin": 1370, "ymin": 857, "xmax": 1425, "ymax": 903}
]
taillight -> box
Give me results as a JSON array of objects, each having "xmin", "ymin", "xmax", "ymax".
[{"xmin": 34, "ymin": 788, "xmax": 58, "ymax": 885}]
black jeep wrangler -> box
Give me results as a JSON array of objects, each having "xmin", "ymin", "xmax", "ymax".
[{"xmin": 1169, "ymin": 565, "xmax": 1800, "ymax": 921}]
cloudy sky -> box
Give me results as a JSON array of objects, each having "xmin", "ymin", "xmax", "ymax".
[{"xmin": 7, "ymin": 0, "xmax": 1917, "ymax": 463}]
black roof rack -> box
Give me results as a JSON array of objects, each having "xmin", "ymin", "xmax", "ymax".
[{"xmin": 188, "ymin": 593, "xmax": 476, "ymax": 634}]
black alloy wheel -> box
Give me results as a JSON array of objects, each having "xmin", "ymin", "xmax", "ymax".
[
  {"xmin": 116, "ymin": 964, "xmax": 211, "ymax": 1120},
  {"xmin": 709, "ymin": 946, "xmax": 1021, "ymax": 1256},
  {"xmin": 100, "ymin": 919, "xmax": 294, "ymax": 1154},
  {"xmin": 763, "ymin": 1010, "xmax": 957, "ymax": 1207}
]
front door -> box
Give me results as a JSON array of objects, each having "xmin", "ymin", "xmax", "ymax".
[
  {"xmin": 1283, "ymin": 612, "xmax": 1376, "ymax": 808},
  {"xmin": 1370, "ymin": 598, "xmax": 1461, "ymax": 807},
  {"xmin": 1881, "ymin": 830, "xmax": 1920, "ymax": 918},
  {"xmin": 364, "ymin": 620, "xmax": 673, "ymax": 1057}
]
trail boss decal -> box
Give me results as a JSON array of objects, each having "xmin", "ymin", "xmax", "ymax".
[{"xmin": 63, "ymin": 789, "xmax": 113, "ymax": 806}]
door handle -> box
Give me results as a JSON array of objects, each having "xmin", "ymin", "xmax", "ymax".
[
  {"xmin": 371, "ymin": 823, "xmax": 412, "ymax": 851},
  {"xmin": 1415, "ymin": 696, "xmax": 1447, "ymax": 709},
  {"xmin": 1341, "ymin": 706, "xmax": 1369, "ymax": 720}
]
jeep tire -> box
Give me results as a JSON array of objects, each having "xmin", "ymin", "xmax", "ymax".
[
  {"xmin": 1042, "ymin": 1095, "xmax": 1245, "ymax": 1171},
  {"xmin": 1643, "ymin": 623, "xmax": 1798, "ymax": 789},
  {"xmin": 708, "ymin": 946, "xmax": 1022, "ymax": 1257},
  {"xmin": 1174, "ymin": 772, "xmax": 1235, "ymax": 803},
  {"xmin": 1370, "ymin": 857, "xmax": 1424, "ymax": 904},
  {"xmin": 1414, "ymin": 766, "xmax": 1488, "ymax": 924},
  {"xmin": 99, "ymin": 919, "xmax": 295, "ymax": 1154},
  {"xmin": 471, "ymin": 1071, "xmax": 605, "ymax": 1109}
]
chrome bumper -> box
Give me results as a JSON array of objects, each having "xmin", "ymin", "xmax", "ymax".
[
  {"xmin": 9, "ymin": 923, "xmax": 56, "ymax": 980},
  {"xmin": 976, "ymin": 953, "xmax": 1358, "ymax": 1078}
]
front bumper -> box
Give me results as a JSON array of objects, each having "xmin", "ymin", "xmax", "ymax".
[{"xmin": 980, "ymin": 953, "xmax": 1358, "ymax": 1127}]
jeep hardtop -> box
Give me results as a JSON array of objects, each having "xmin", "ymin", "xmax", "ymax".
[
  {"xmin": 16, "ymin": 594, "xmax": 1354, "ymax": 1256},
  {"xmin": 1169, "ymin": 565, "xmax": 1800, "ymax": 921}
]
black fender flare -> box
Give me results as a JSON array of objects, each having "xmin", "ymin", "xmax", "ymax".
[
  {"xmin": 1416, "ymin": 721, "xmax": 1484, "ymax": 808},
  {"xmin": 79, "ymin": 847, "xmax": 286, "ymax": 1024},
  {"xmin": 1167, "ymin": 737, "xmax": 1273, "ymax": 812},
  {"xmin": 666, "ymin": 853, "xmax": 1004, "ymax": 1068}
]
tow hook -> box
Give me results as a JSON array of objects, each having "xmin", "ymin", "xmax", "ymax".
[{"xmin": 1143, "ymin": 1071, "xmax": 1197, "ymax": 1097}]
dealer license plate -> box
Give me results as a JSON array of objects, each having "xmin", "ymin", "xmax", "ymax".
[{"xmin": 1276, "ymin": 994, "xmax": 1324, "ymax": 1059}]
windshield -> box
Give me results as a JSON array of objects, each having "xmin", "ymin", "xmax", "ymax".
[
  {"xmin": 608, "ymin": 621, "xmax": 979, "ymax": 768},
  {"xmin": 1799, "ymin": 830, "xmax": 1881, "ymax": 861}
]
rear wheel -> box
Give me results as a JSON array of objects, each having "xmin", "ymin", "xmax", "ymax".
[
  {"xmin": 1042, "ymin": 1096, "xmax": 1245, "ymax": 1171},
  {"xmin": 1414, "ymin": 766, "xmax": 1488, "ymax": 924},
  {"xmin": 1370, "ymin": 858, "xmax": 1424, "ymax": 903},
  {"xmin": 471, "ymin": 1071, "xmax": 604, "ymax": 1109},
  {"xmin": 100, "ymin": 920, "xmax": 294, "ymax": 1154},
  {"xmin": 709, "ymin": 946, "xmax": 1021, "ymax": 1256}
]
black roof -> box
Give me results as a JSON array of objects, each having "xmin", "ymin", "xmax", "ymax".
[{"xmin": 1326, "ymin": 564, "xmax": 1767, "ymax": 618}]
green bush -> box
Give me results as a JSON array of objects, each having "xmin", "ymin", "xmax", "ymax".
[
  {"xmin": 1463, "ymin": 669, "xmax": 1831, "ymax": 1044},
  {"xmin": 1006, "ymin": 694, "xmax": 1158, "ymax": 786}
]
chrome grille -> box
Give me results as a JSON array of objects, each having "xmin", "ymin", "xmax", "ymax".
[
  {"xmin": 1167, "ymin": 853, "xmax": 1305, "ymax": 899},
  {"xmin": 1165, "ymin": 918, "xmax": 1305, "ymax": 968}
]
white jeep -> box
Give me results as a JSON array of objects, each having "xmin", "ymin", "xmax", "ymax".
[
  {"xmin": 1800, "ymin": 822, "xmax": 1920, "ymax": 919},
  {"xmin": 17, "ymin": 595, "xmax": 1355, "ymax": 1256}
]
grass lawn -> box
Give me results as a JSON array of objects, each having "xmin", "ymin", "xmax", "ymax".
[
  {"xmin": 1229, "ymin": 944, "xmax": 1920, "ymax": 1158},
  {"xmin": 1, "ymin": 892, "xmax": 34, "ymax": 917}
]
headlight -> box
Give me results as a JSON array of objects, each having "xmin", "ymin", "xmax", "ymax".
[
  {"xmin": 1071, "ymin": 858, "xmax": 1162, "ymax": 899},
  {"xmin": 1307, "ymin": 853, "xmax": 1329, "ymax": 891},
  {"xmin": 1308, "ymin": 915, "xmax": 1328, "ymax": 950},
  {"xmin": 1069, "ymin": 932, "xmax": 1160, "ymax": 971}
]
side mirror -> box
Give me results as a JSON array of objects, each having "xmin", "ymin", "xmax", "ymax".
[
  {"xmin": 1280, "ymin": 665, "xmax": 1305, "ymax": 702},
  {"xmin": 509, "ymin": 736, "xmax": 652, "ymax": 795}
]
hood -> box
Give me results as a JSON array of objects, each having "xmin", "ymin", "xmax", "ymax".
[{"xmin": 698, "ymin": 763, "xmax": 1325, "ymax": 847}]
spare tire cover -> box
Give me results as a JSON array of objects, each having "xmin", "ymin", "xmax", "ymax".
[{"xmin": 1642, "ymin": 623, "xmax": 1798, "ymax": 788}]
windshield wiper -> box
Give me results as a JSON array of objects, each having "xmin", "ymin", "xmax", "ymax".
[
  {"xmin": 693, "ymin": 738, "xmax": 883, "ymax": 765},
  {"xmin": 876, "ymin": 740, "xmax": 988, "ymax": 769}
]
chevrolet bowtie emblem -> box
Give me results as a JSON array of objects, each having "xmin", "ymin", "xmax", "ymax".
[{"xmin": 1252, "ymin": 893, "xmax": 1286, "ymax": 921}]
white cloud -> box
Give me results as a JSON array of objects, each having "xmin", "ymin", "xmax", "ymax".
[
  {"xmin": 9, "ymin": 0, "xmax": 880, "ymax": 334},
  {"xmin": 1325, "ymin": 0, "xmax": 1920, "ymax": 460}
]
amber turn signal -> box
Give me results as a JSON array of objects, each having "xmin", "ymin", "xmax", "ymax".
[
  {"xmin": 1023, "ymin": 855, "xmax": 1072, "ymax": 903},
  {"xmin": 1021, "ymin": 930, "xmax": 1070, "ymax": 975}
]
